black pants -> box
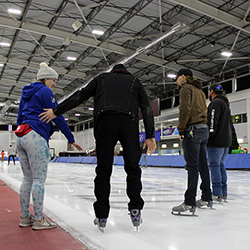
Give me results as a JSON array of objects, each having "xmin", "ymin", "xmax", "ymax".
[
  {"xmin": 182, "ymin": 127, "xmax": 211, "ymax": 206},
  {"xmin": 8, "ymin": 155, "xmax": 15, "ymax": 164},
  {"xmin": 93, "ymin": 113, "xmax": 144, "ymax": 218}
]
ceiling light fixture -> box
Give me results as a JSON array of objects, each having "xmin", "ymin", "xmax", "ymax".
[
  {"xmin": 8, "ymin": 8, "xmax": 21, "ymax": 14},
  {"xmin": 210, "ymin": 41, "xmax": 215, "ymax": 47},
  {"xmin": 67, "ymin": 56, "xmax": 76, "ymax": 61},
  {"xmin": 72, "ymin": 20, "xmax": 82, "ymax": 31},
  {"xmin": 238, "ymin": 138, "xmax": 244, "ymax": 143},
  {"xmin": 0, "ymin": 42, "xmax": 10, "ymax": 46},
  {"xmin": 221, "ymin": 51, "xmax": 232, "ymax": 57},
  {"xmin": 115, "ymin": 21, "xmax": 190, "ymax": 67},
  {"xmin": 0, "ymin": 63, "xmax": 3, "ymax": 67},
  {"xmin": 167, "ymin": 73, "xmax": 176, "ymax": 78},
  {"xmin": 62, "ymin": 37, "xmax": 71, "ymax": 46},
  {"xmin": 92, "ymin": 30, "xmax": 104, "ymax": 35},
  {"xmin": 75, "ymin": 113, "xmax": 80, "ymax": 116}
]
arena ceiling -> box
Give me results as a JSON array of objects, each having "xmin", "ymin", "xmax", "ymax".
[{"xmin": 0, "ymin": 0, "xmax": 250, "ymax": 126}]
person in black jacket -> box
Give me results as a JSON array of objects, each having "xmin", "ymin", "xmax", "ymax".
[
  {"xmin": 39, "ymin": 64, "xmax": 156, "ymax": 230},
  {"xmin": 207, "ymin": 84, "xmax": 232, "ymax": 202}
]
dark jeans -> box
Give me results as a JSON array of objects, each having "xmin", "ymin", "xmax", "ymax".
[
  {"xmin": 182, "ymin": 126, "xmax": 211, "ymax": 206},
  {"xmin": 8, "ymin": 155, "xmax": 15, "ymax": 164},
  {"xmin": 207, "ymin": 147, "xmax": 228, "ymax": 197},
  {"xmin": 93, "ymin": 113, "xmax": 144, "ymax": 218}
]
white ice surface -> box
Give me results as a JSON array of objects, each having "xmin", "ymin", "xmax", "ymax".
[{"xmin": 1, "ymin": 161, "xmax": 250, "ymax": 250}]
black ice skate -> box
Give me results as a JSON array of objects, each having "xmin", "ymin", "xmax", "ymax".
[
  {"xmin": 94, "ymin": 218, "xmax": 107, "ymax": 233},
  {"xmin": 129, "ymin": 209, "xmax": 142, "ymax": 230},
  {"xmin": 171, "ymin": 202, "xmax": 197, "ymax": 216},
  {"xmin": 222, "ymin": 194, "xmax": 228, "ymax": 203},
  {"xmin": 196, "ymin": 199, "xmax": 213, "ymax": 209},
  {"xmin": 212, "ymin": 195, "xmax": 223, "ymax": 204}
]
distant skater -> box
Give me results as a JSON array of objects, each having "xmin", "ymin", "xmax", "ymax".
[
  {"xmin": 8, "ymin": 145, "xmax": 15, "ymax": 165},
  {"xmin": 1, "ymin": 150, "xmax": 5, "ymax": 162}
]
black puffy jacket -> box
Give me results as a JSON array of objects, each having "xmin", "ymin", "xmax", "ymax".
[
  {"xmin": 207, "ymin": 95, "xmax": 232, "ymax": 147},
  {"xmin": 53, "ymin": 69, "xmax": 155, "ymax": 139}
]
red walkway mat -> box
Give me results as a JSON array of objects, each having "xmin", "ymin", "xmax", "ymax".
[{"xmin": 0, "ymin": 179, "xmax": 88, "ymax": 250}]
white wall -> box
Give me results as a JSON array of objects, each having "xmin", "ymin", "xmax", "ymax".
[
  {"xmin": 74, "ymin": 128, "xmax": 95, "ymax": 151},
  {"xmin": 0, "ymin": 131, "xmax": 11, "ymax": 152}
]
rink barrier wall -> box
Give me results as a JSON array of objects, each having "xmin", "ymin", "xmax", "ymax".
[{"xmin": 50, "ymin": 154, "xmax": 250, "ymax": 169}]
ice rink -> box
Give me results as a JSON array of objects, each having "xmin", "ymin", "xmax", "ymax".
[{"xmin": 1, "ymin": 161, "xmax": 250, "ymax": 250}]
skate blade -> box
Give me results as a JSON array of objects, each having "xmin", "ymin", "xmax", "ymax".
[
  {"xmin": 213, "ymin": 201, "xmax": 223, "ymax": 205},
  {"xmin": 97, "ymin": 225, "xmax": 105, "ymax": 233},
  {"xmin": 199, "ymin": 207, "xmax": 216, "ymax": 210},
  {"xmin": 95, "ymin": 222, "xmax": 104, "ymax": 233},
  {"xmin": 94, "ymin": 219, "xmax": 105, "ymax": 233},
  {"xmin": 171, "ymin": 211, "xmax": 198, "ymax": 217}
]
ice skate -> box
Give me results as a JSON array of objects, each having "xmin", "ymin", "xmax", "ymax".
[
  {"xmin": 212, "ymin": 195, "xmax": 223, "ymax": 204},
  {"xmin": 171, "ymin": 202, "xmax": 197, "ymax": 216},
  {"xmin": 94, "ymin": 218, "xmax": 107, "ymax": 233},
  {"xmin": 222, "ymin": 194, "xmax": 228, "ymax": 203},
  {"xmin": 129, "ymin": 209, "xmax": 142, "ymax": 230},
  {"xmin": 196, "ymin": 199, "xmax": 213, "ymax": 209}
]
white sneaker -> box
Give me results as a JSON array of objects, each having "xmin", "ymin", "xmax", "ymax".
[
  {"xmin": 32, "ymin": 217, "xmax": 57, "ymax": 230},
  {"xmin": 19, "ymin": 215, "xmax": 35, "ymax": 227}
]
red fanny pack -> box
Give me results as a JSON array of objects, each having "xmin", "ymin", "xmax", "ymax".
[{"xmin": 15, "ymin": 124, "xmax": 33, "ymax": 137}]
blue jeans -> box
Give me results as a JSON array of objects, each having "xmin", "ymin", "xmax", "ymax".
[
  {"xmin": 182, "ymin": 126, "xmax": 211, "ymax": 206},
  {"xmin": 206, "ymin": 147, "xmax": 228, "ymax": 197},
  {"xmin": 141, "ymin": 153, "xmax": 147, "ymax": 167}
]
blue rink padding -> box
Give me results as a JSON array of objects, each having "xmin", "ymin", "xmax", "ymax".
[
  {"xmin": 224, "ymin": 154, "xmax": 250, "ymax": 169},
  {"xmin": 139, "ymin": 155, "xmax": 185, "ymax": 167},
  {"xmin": 51, "ymin": 154, "xmax": 250, "ymax": 169},
  {"xmin": 2, "ymin": 157, "xmax": 19, "ymax": 161}
]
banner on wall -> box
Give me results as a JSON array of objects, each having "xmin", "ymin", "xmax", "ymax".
[
  {"xmin": 162, "ymin": 128, "xmax": 175, "ymax": 136},
  {"xmin": 139, "ymin": 128, "xmax": 179, "ymax": 143}
]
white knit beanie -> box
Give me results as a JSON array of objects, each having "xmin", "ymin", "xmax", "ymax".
[{"xmin": 36, "ymin": 62, "xmax": 58, "ymax": 80}]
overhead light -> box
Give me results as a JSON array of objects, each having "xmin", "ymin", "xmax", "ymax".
[
  {"xmin": 173, "ymin": 143, "xmax": 179, "ymax": 148},
  {"xmin": 0, "ymin": 42, "xmax": 10, "ymax": 46},
  {"xmin": 64, "ymin": 118, "xmax": 68, "ymax": 121},
  {"xmin": 8, "ymin": 8, "xmax": 21, "ymax": 14},
  {"xmin": 67, "ymin": 56, "xmax": 76, "ymax": 61},
  {"xmin": 72, "ymin": 20, "xmax": 82, "ymax": 31},
  {"xmin": 167, "ymin": 73, "xmax": 176, "ymax": 78},
  {"xmin": 238, "ymin": 138, "xmax": 244, "ymax": 143},
  {"xmin": 116, "ymin": 21, "xmax": 190, "ymax": 67},
  {"xmin": 75, "ymin": 113, "xmax": 80, "ymax": 116},
  {"xmin": 162, "ymin": 144, "xmax": 167, "ymax": 148},
  {"xmin": 0, "ymin": 63, "xmax": 3, "ymax": 67},
  {"xmin": 88, "ymin": 107, "xmax": 94, "ymax": 111},
  {"xmin": 221, "ymin": 51, "xmax": 232, "ymax": 57},
  {"xmin": 92, "ymin": 30, "xmax": 104, "ymax": 35},
  {"xmin": 210, "ymin": 41, "xmax": 215, "ymax": 47}
]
